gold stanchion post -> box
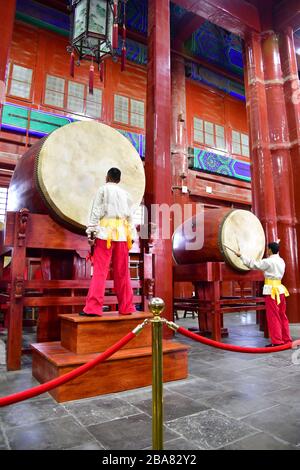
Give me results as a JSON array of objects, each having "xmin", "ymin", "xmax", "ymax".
[{"xmin": 149, "ymin": 297, "xmax": 165, "ymax": 451}]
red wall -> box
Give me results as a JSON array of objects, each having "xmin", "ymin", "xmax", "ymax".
[
  {"xmin": 1, "ymin": 21, "xmax": 147, "ymax": 156},
  {"xmin": 186, "ymin": 79, "xmax": 249, "ymax": 162}
]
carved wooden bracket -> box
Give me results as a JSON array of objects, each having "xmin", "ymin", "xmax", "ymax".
[
  {"xmin": 17, "ymin": 208, "xmax": 30, "ymax": 247},
  {"xmin": 14, "ymin": 276, "xmax": 24, "ymax": 299},
  {"xmin": 145, "ymin": 278, "xmax": 155, "ymax": 299},
  {"xmin": 143, "ymin": 222, "xmax": 157, "ymax": 253}
]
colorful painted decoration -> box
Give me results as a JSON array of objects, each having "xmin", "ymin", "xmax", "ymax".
[
  {"xmin": 193, "ymin": 148, "xmax": 251, "ymax": 182},
  {"xmin": 1, "ymin": 103, "xmax": 74, "ymax": 137}
]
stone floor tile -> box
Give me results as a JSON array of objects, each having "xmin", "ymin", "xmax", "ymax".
[
  {"xmin": 63, "ymin": 396, "xmax": 141, "ymax": 426},
  {"xmin": 219, "ymin": 432, "xmax": 299, "ymax": 450},
  {"xmin": 242, "ymin": 404, "xmax": 300, "ymax": 446},
  {"xmin": 164, "ymin": 376, "xmax": 231, "ymax": 401},
  {"xmin": 5, "ymin": 416, "xmax": 93, "ymax": 450},
  {"xmin": 0, "ymin": 398, "xmax": 68, "ymax": 429},
  {"xmin": 199, "ymin": 390, "xmax": 279, "ymax": 419},
  {"xmin": 263, "ymin": 386, "xmax": 300, "ymax": 410},
  {"xmin": 126, "ymin": 390, "xmax": 210, "ymax": 421},
  {"xmin": 165, "ymin": 409, "xmax": 257, "ymax": 450},
  {"xmin": 87, "ymin": 413, "xmax": 178, "ymax": 450}
]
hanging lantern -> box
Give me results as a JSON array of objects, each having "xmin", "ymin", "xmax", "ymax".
[{"xmin": 67, "ymin": 0, "xmax": 127, "ymax": 80}]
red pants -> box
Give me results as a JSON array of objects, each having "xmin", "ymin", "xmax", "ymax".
[
  {"xmin": 83, "ymin": 239, "xmax": 135, "ymax": 315},
  {"xmin": 265, "ymin": 294, "xmax": 292, "ymax": 345}
]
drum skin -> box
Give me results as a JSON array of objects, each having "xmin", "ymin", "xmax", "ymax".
[
  {"xmin": 7, "ymin": 121, "xmax": 145, "ymax": 233},
  {"xmin": 172, "ymin": 208, "xmax": 266, "ymax": 272}
]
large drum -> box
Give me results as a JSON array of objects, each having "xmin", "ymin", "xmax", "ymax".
[
  {"xmin": 172, "ymin": 208, "xmax": 266, "ymax": 271},
  {"xmin": 8, "ymin": 121, "xmax": 145, "ymax": 233}
]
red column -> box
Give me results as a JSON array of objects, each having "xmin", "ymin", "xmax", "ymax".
[
  {"xmin": 243, "ymin": 32, "xmax": 277, "ymax": 241},
  {"xmin": 0, "ymin": 0, "xmax": 16, "ymax": 108},
  {"xmin": 261, "ymin": 31, "xmax": 300, "ymax": 322},
  {"xmin": 145, "ymin": 0, "xmax": 173, "ymax": 321},
  {"xmin": 171, "ymin": 53, "xmax": 188, "ymax": 189},
  {"xmin": 278, "ymin": 27, "xmax": 300, "ymax": 322}
]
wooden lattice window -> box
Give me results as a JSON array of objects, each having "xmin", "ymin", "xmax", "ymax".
[
  {"xmin": 114, "ymin": 94, "xmax": 145, "ymax": 129},
  {"xmin": 232, "ymin": 130, "xmax": 249, "ymax": 157},
  {"xmin": 194, "ymin": 117, "xmax": 226, "ymax": 151},
  {"xmin": 8, "ymin": 64, "xmax": 33, "ymax": 100},
  {"xmin": 0, "ymin": 187, "xmax": 8, "ymax": 223}
]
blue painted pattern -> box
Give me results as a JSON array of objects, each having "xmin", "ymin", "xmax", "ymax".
[
  {"xmin": 16, "ymin": 0, "xmax": 70, "ymax": 34},
  {"xmin": 187, "ymin": 62, "xmax": 245, "ymax": 101},
  {"xmin": 117, "ymin": 37, "xmax": 147, "ymax": 65},
  {"xmin": 117, "ymin": 129, "xmax": 145, "ymax": 158},
  {"xmin": 193, "ymin": 148, "xmax": 251, "ymax": 182},
  {"xmin": 187, "ymin": 20, "xmax": 244, "ymax": 78},
  {"xmin": 126, "ymin": 0, "xmax": 148, "ymax": 35}
]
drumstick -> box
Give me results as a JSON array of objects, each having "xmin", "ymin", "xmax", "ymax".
[{"xmin": 223, "ymin": 244, "xmax": 239, "ymax": 256}]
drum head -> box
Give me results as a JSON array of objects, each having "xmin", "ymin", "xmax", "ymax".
[
  {"xmin": 220, "ymin": 210, "xmax": 266, "ymax": 271},
  {"xmin": 35, "ymin": 121, "xmax": 145, "ymax": 231}
]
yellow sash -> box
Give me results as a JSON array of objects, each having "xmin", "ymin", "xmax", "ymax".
[
  {"xmin": 264, "ymin": 279, "xmax": 289, "ymax": 305},
  {"xmin": 99, "ymin": 218, "xmax": 133, "ymax": 250}
]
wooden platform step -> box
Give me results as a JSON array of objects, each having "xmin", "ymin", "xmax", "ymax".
[
  {"xmin": 60, "ymin": 311, "xmax": 152, "ymax": 354},
  {"xmin": 31, "ymin": 340, "xmax": 189, "ymax": 403}
]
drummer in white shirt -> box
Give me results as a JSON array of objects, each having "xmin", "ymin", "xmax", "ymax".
[
  {"xmin": 236, "ymin": 241, "xmax": 292, "ymax": 347},
  {"xmin": 81, "ymin": 167, "xmax": 136, "ymax": 317}
]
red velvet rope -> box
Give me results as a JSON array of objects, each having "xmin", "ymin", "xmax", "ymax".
[
  {"xmin": 0, "ymin": 331, "xmax": 136, "ymax": 407},
  {"xmin": 177, "ymin": 326, "xmax": 292, "ymax": 353}
]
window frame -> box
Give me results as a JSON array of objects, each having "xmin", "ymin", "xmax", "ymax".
[
  {"xmin": 193, "ymin": 116, "xmax": 226, "ymax": 153},
  {"xmin": 113, "ymin": 93, "xmax": 145, "ymax": 130},
  {"xmin": 0, "ymin": 187, "xmax": 9, "ymax": 224},
  {"xmin": 7, "ymin": 62, "xmax": 34, "ymax": 103},
  {"xmin": 231, "ymin": 129, "xmax": 250, "ymax": 158},
  {"xmin": 43, "ymin": 73, "xmax": 103, "ymax": 119},
  {"xmin": 44, "ymin": 73, "xmax": 66, "ymax": 110}
]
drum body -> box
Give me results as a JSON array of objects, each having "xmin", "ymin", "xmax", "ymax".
[
  {"xmin": 8, "ymin": 121, "xmax": 145, "ymax": 233},
  {"xmin": 172, "ymin": 208, "xmax": 266, "ymax": 272}
]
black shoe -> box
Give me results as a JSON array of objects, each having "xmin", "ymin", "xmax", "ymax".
[
  {"xmin": 79, "ymin": 312, "xmax": 102, "ymax": 317},
  {"xmin": 265, "ymin": 343, "xmax": 283, "ymax": 347}
]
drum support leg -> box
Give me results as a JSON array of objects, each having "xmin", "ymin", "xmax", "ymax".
[{"xmin": 7, "ymin": 211, "xmax": 28, "ymax": 370}]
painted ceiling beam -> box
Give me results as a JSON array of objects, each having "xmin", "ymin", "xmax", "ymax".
[
  {"xmin": 171, "ymin": 0, "xmax": 261, "ymax": 38},
  {"xmin": 34, "ymin": 0, "xmax": 69, "ymax": 14},
  {"xmin": 174, "ymin": 12, "xmax": 206, "ymax": 44},
  {"xmin": 123, "ymin": 27, "xmax": 244, "ymax": 84},
  {"xmin": 274, "ymin": 0, "xmax": 300, "ymax": 32}
]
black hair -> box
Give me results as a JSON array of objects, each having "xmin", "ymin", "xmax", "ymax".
[
  {"xmin": 268, "ymin": 242, "xmax": 280, "ymax": 254},
  {"xmin": 107, "ymin": 167, "xmax": 121, "ymax": 183}
]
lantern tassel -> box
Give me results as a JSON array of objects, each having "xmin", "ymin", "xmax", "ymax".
[
  {"xmin": 99, "ymin": 61, "xmax": 104, "ymax": 82},
  {"xmin": 112, "ymin": 1, "xmax": 118, "ymax": 49},
  {"xmin": 70, "ymin": 51, "xmax": 75, "ymax": 78},
  {"xmin": 113, "ymin": 24, "xmax": 119, "ymax": 50},
  {"xmin": 121, "ymin": 1, "xmax": 126, "ymax": 71},
  {"xmin": 89, "ymin": 64, "xmax": 94, "ymax": 94}
]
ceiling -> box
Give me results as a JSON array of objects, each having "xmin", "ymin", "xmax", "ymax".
[{"xmin": 18, "ymin": 0, "xmax": 300, "ymax": 73}]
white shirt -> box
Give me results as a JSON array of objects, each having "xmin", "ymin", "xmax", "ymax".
[
  {"xmin": 240, "ymin": 253, "xmax": 286, "ymax": 295},
  {"xmin": 86, "ymin": 183, "xmax": 137, "ymax": 241}
]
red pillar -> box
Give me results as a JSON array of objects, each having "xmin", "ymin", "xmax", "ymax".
[
  {"xmin": 278, "ymin": 27, "xmax": 300, "ymax": 322},
  {"xmin": 145, "ymin": 0, "xmax": 173, "ymax": 321},
  {"xmin": 261, "ymin": 31, "xmax": 300, "ymax": 322},
  {"xmin": 171, "ymin": 53, "xmax": 188, "ymax": 189},
  {"xmin": 0, "ymin": 0, "xmax": 16, "ymax": 107},
  {"xmin": 243, "ymin": 32, "xmax": 277, "ymax": 241}
]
